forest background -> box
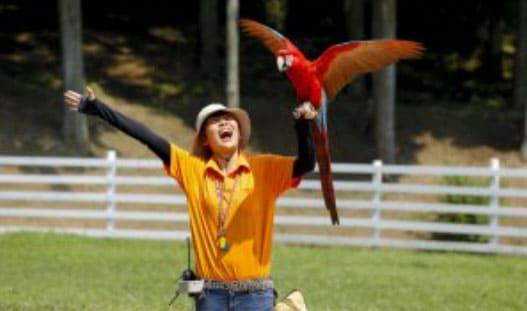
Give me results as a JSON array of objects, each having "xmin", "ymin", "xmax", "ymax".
[{"xmin": 1, "ymin": 0, "xmax": 526, "ymax": 167}]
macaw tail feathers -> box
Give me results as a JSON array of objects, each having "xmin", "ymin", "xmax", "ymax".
[{"xmin": 311, "ymin": 122, "xmax": 340, "ymax": 225}]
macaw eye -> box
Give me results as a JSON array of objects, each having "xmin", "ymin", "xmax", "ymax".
[{"xmin": 285, "ymin": 55, "xmax": 294, "ymax": 66}]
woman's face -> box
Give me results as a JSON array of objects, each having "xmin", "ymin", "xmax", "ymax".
[{"xmin": 203, "ymin": 112, "xmax": 240, "ymax": 157}]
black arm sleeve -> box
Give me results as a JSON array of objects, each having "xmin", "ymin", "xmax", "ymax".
[
  {"xmin": 78, "ymin": 96, "xmax": 171, "ymax": 165},
  {"xmin": 292, "ymin": 119, "xmax": 316, "ymax": 178}
]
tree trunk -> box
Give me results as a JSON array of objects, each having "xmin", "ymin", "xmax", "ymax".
[
  {"xmin": 59, "ymin": 0, "xmax": 89, "ymax": 154},
  {"xmin": 480, "ymin": 14, "xmax": 504, "ymax": 83},
  {"xmin": 517, "ymin": 0, "xmax": 527, "ymax": 159},
  {"xmin": 200, "ymin": 0, "xmax": 219, "ymax": 77},
  {"xmin": 372, "ymin": 0, "xmax": 396, "ymax": 164},
  {"xmin": 225, "ymin": 0, "xmax": 239, "ymax": 108},
  {"xmin": 344, "ymin": 0, "xmax": 366, "ymax": 98}
]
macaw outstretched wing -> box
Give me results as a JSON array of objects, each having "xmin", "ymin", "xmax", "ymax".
[
  {"xmin": 314, "ymin": 40, "xmax": 424, "ymax": 101},
  {"xmin": 239, "ymin": 18, "xmax": 302, "ymax": 56}
]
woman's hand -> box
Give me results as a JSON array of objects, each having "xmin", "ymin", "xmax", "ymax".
[
  {"xmin": 64, "ymin": 86, "xmax": 96, "ymax": 111},
  {"xmin": 293, "ymin": 102, "xmax": 318, "ymax": 120}
]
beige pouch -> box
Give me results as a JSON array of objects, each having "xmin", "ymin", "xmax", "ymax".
[{"xmin": 274, "ymin": 289, "xmax": 308, "ymax": 311}]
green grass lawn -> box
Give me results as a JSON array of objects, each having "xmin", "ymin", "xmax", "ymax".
[{"xmin": 0, "ymin": 233, "xmax": 526, "ymax": 310}]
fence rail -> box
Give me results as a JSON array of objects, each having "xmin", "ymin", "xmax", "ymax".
[{"xmin": 1, "ymin": 151, "xmax": 527, "ymax": 255}]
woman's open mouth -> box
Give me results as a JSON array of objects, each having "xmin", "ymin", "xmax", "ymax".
[{"xmin": 219, "ymin": 128, "xmax": 233, "ymax": 141}]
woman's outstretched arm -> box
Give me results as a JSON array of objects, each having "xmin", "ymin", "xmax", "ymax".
[
  {"xmin": 292, "ymin": 104, "xmax": 316, "ymax": 178},
  {"xmin": 64, "ymin": 87, "xmax": 171, "ymax": 165}
]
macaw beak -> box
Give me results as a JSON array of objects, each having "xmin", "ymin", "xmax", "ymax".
[{"xmin": 276, "ymin": 56, "xmax": 287, "ymax": 72}]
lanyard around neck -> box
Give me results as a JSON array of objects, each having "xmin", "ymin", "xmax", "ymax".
[{"xmin": 215, "ymin": 173, "xmax": 240, "ymax": 238}]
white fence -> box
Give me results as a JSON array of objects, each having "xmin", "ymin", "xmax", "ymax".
[{"xmin": 1, "ymin": 151, "xmax": 527, "ymax": 255}]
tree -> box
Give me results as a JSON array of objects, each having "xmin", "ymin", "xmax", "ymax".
[
  {"xmin": 343, "ymin": 0, "xmax": 366, "ymax": 98},
  {"xmin": 225, "ymin": 0, "xmax": 239, "ymax": 108},
  {"xmin": 58, "ymin": 0, "xmax": 89, "ymax": 154},
  {"xmin": 517, "ymin": 0, "xmax": 527, "ymax": 159},
  {"xmin": 372, "ymin": 0, "xmax": 397, "ymax": 163},
  {"xmin": 200, "ymin": 0, "xmax": 219, "ymax": 77}
]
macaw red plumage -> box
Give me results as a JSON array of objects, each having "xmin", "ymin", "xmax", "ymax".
[{"xmin": 240, "ymin": 18, "xmax": 423, "ymax": 225}]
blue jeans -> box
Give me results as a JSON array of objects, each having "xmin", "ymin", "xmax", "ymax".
[{"xmin": 195, "ymin": 288, "xmax": 274, "ymax": 311}]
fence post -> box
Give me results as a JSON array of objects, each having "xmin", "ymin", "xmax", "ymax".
[
  {"xmin": 372, "ymin": 159, "xmax": 383, "ymax": 246},
  {"xmin": 489, "ymin": 157, "xmax": 500, "ymax": 249},
  {"xmin": 106, "ymin": 150, "xmax": 117, "ymax": 232}
]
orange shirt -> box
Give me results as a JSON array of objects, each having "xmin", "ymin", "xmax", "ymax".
[{"xmin": 165, "ymin": 143, "xmax": 298, "ymax": 281}]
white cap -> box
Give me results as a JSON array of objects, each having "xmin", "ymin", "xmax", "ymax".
[{"xmin": 191, "ymin": 103, "xmax": 251, "ymax": 157}]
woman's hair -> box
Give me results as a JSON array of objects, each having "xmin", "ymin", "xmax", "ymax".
[{"xmin": 197, "ymin": 128, "xmax": 213, "ymax": 158}]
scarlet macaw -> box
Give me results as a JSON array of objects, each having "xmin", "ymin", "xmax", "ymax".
[{"xmin": 240, "ymin": 18, "xmax": 423, "ymax": 225}]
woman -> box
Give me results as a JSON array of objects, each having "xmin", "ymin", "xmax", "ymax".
[{"xmin": 64, "ymin": 86, "xmax": 316, "ymax": 311}]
